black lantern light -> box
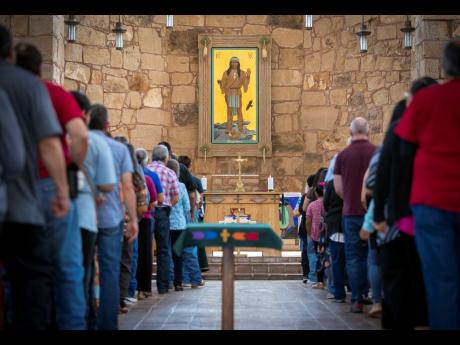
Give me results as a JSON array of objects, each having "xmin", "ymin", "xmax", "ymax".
[
  {"xmin": 400, "ymin": 16, "xmax": 415, "ymax": 50},
  {"xmin": 65, "ymin": 15, "xmax": 79, "ymax": 43},
  {"xmin": 305, "ymin": 15, "xmax": 313, "ymax": 30},
  {"xmin": 356, "ymin": 16, "xmax": 371, "ymax": 53},
  {"xmin": 112, "ymin": 15, "xmax": 127, "ymax": 50},
  {"xmin": 166, "ymin": 15, "xmax": 174, "ymax": 29}
]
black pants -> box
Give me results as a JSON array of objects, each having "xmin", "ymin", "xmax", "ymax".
[
  {"xmin": 299, "ymin": 235, "xmax": 310, "ymax": 278},
  {"xmin": 170, "ymin": 230, "xmax": 183, "ymax": 287},
  {"xmin": 313, "ymin": 241, "xmax": 324, "ymax": 283},
  {"xmin": 154, "ymin": 207, "xmax": 171, "ymax": 292},
  {"xmin": 197, "ymin": 246, "xmax": 209, "ymax": 272},
  {"xmin": 119, "ymin": 235, "xmax": 133, "ymax": 301},
  {"xmin": 81, "ymin": 228, "xmax": 96, "ymax": 327},
  {"xmin": 0, "ymin": 222, "xmax": 53, "ymax": 330},
  {"xmin": 380, "ymin": 232, "xmax": 428, "ymax": 329},
  {"xmin": 136, "ymin": 218, "xmax": 153, "ymax": 292}
]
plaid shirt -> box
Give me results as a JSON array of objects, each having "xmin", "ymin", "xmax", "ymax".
[
  {"xmin": 147, "ymin": 161, "xmax": 179, "ymax": 207},
  {"xmin": 307, "ymin": 198, "xmax": 325, "ymax": 242}
]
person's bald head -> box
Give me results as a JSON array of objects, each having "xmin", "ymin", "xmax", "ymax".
[{"xmin": 350, "ymin": 117, "xmax": 369, "ymax": 137}]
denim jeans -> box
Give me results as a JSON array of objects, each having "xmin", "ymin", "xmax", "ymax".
[
  {"xmin": 299, "ymin": 235, "xmax": 310, "ymax": 278},
  {"xmin": 38, "ymin": 178, "xmax": 86, "ymax": 330},
  {"xmin": 306, "ymin": 235, "xmax": 317, "ymax": 283},
  {"xmin": 325, "ymin": 246, "xmax": 334, "ymax": 294},
  {"xmin": 343, "ymin": 216, "xmax": 368, "ymax": 304},
  {"xmin": 183, "ymin": 246, "xmax": 202, "ymax": 285},
  {"xmin": 368, "ymin": 241, "xmax": 382, "ymax": 304},
  {"xmin": 330, "ymin": 240, "xmax": 346, "ymax": 300},
  {"xmin": 154, "ymin": 207, "xmax": 171, "ymax": 292},
  {"xmin": 128, "ymin": 237, "xmax": 138, "ymax": 298},
  {"xmin": 96, "ymin": 221, "xmax": 124, "ymax": 330},
  {"xmin": 412, "ymin": 205, "xmax": 460, "ymax": 330}
]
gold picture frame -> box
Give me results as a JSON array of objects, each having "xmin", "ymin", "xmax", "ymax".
[{"xmin": 198, "ymin": 34, "xmax": 272, "ymax": 158}]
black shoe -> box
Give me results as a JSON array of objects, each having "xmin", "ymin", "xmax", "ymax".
[
  {"xmin": 158, "ymin": 290, "xmax": 169, "ymax": 295},
  {"xmin": 333, "ymin": 298, "xmax": 346, "ymax": 303},
  {"xmin": 362, "ymin": 296, "xmax": 373, "ymax": 305},
  {"xmin": 175, "ymin": 285, "xmax": 184, "ymax": 291}
]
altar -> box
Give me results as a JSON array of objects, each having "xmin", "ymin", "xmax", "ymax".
[{"xmin": 203, "ymin": 191, "xmax": 282, "ymax": 256}]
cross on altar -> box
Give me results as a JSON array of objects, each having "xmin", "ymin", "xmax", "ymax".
[{"xmin": 234, "ymin": 152, "xmax": 247, "ymax": 192}]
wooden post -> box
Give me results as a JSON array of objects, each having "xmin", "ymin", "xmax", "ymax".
[{"xmin": 221, "ymin": 246, "xmax": 234, "ymax": 330}]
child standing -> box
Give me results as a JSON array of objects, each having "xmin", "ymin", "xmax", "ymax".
[{"xmin": 306, "ymin": 184, "xmax": 326, "ymax": 289}]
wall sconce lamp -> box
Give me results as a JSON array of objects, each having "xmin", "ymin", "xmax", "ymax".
[
  {"xmin": 166, "ymin": 15, "xmax": 174, "ymax": 29},
  {"xmin": 400, "ymin": 15, "xmax": 415, "ymax": 49},
  {"xmin": 305, "ymin": 15, "xmax": 313, "ymax": 30},
  {"xmin": 201, "ymin": 37, "xmax": 210, "ymax": 57},
  {"xmin": 260, "ymin": 37, "xmax": 270, "ymax": 59},
  {"xmin": 65, "ymin": 15, "xmax": 79, "ymax": 43},
  {"xmin": 356, "ymin": 16, "xmax": 371, "ymax": 53},
  {"xmin": 112, "ymin": 15, "xmax": 127, "ymax": 50}
]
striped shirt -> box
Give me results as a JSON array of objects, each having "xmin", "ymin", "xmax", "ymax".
[
  {"xmin": 307, "ymin": 198, "xmax": 325, "ymax": 241},
  {"xmin": 147, "ymin": 161, "xmax": 179, "ymax": 207}
]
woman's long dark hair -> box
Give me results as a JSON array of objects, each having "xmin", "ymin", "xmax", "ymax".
[{"xmin": 226, "ymin": 60, "xmax": 241, "ymax": 78}]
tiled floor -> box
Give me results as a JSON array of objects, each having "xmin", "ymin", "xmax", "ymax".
[{"xmin": 119, "ymin": 281, "xmax": 382, "ymax": 330}]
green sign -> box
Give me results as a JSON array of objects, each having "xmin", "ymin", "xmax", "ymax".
[{"xmin": 173, "ymin": 223, "xmax": 283, "ymax": 256}]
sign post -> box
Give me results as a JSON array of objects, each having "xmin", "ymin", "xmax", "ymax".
[{"xmin": 173, "ymin": 223, "xmax": 282, "ymax": 330}]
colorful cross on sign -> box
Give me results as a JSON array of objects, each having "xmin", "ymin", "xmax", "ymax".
[{"xmin": 220, "ymin": 229, "xmax": 230, "ymax": 242}]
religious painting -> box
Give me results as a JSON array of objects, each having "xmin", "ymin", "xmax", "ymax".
[
  {"xmin": 198, "ymin": 35, "xmax": 272, "ymax": 158},
  {"xmin": 211, "ymin": 48, "xmax": 258, "ymax": 143},
  {"xmin": 280, "ymin": 192, "xmax": 302, "ymax": 239}
]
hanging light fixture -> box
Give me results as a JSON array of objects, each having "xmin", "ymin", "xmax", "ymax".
[
  {"xmin": 305, "ymin": 15, "xmax": 313, "ymax": 30},
  {"xmin": 65, "ymin": 15, "xmax": 79, "ymax": 43},
  {"xmin": 400, "ymin": 15, "xmax": 415, "ymax": 49},
  {"xmin": 112, "ymin": 15, "xmax": 127, "ymax": 50},
  {"xmin": 356, "ymin": 16, "xmax": 371, "ymax": 53},
  {"xmin": 166, "ymin": 15, "xmax": 174, "ymax": 29}
]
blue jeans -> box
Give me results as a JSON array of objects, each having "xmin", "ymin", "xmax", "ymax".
[
  {"xmin": 38, "ymin": 178, "xmax": 85, "ymax": 330},
  {"xmin": 128, "ymin": 237, "xmax": 138, "ymax": 298},
  {"xmin": 299, "ymin": 235, "xmax": 309, "ymax": 278},
  {"xmin": 368, "ymin": 241, "xmax": 382, "ymax": 304},
  {"xmin": 183, "ymin": 246, "xmax": 202, "ymax": 285},
  {"xmin": 330, "ymin": 240, "xmax": 346, "ymax": 300},
  {"xmin": 343, "ymin": 216, "xmax": 368, "ymax": 304},
  {"xmin": 325, "ymin": 246, "xmax": 334, "ymax": 294},
  {"xmin": 96, "ymin": 221, "xmax": 124, "ymax": 330},
  {"xmin": 154, "ymin": 207, "xmax": 171, "ymax": 292},
  {"xmin": 306, "ymin": 235, "xmax": 317, "ymax": 283},
  {"xmin": 412, "ymin": 205, "xmax": 460, "ymax": 330}
]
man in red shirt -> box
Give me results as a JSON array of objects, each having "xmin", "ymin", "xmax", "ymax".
[
  {"xmin": 15, "ymin": 43, "xmax": 89, "ymax": 330},
  {"xmin": 334, "ymin": 117, "xmax": 376, "ymax": 313},
  {"xmin": 394, "ymin": 39, "xmax": 460, "ymax": 330}
]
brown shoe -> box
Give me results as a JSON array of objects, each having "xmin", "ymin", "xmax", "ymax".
[{"xmin": 368, "ymin": 303, "xmax": 382, "ymax": 318}]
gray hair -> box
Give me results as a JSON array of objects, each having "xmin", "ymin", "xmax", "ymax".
[
  {"xmin": 350, "ymin": 117, "xmax": 369, "ymax": 135},
  {"xmin": 135, "ymin": 148, "xmax": 148, "ymax": 167},
  {"xmin": 167, "ymin": 159, "xmax": 180, "ymax": 178},
  {"xmin": 152, "ymin": 145, "xmax": 169, "ymax": 162}
]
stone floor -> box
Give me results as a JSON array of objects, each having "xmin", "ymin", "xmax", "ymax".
[{"xmin": 119, "ymin": 281, "xmax": 382, "ymax": 330}]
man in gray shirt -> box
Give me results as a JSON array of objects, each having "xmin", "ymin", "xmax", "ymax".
[{"xmin": 0, "ymin": 24, "xmax": 69, "ymax": 330}]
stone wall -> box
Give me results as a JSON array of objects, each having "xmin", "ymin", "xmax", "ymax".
[
  {"xmin": 0, "ymin": 15, "xmax": 65, "ymax": 83},
  {"xmin": 5, "ymin": 15, "xmax": 437, "ymax": 193}
]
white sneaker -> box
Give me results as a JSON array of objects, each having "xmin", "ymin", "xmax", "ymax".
[
  {"xmin": 183, "ymin": 283, "xmax": 192, "ymax": 288},
  {"xmin": 326, "ymin": 293, "xmax": 335, "ymax": 299},
  {"xmin": 123, "ymin": 297, "xmax": 137, "ymax": 305}
]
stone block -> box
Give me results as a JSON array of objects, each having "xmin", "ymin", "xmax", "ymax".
[
  {"xmin": 304, "ymin": 72, "xmax": 331, "ymax": 91},
  {"xmin": 272, "ymin": 70, "xmax": 303, "ymax": 86},
  {"xmin": 77, "ymin": 26, "xmax": 106, "ymax": 47},
  {"xmin": 65, "ymin": 44, "xmax": 83, "ymax": 63},
  {"xmin": 301, "ymin": 107, "xmax": 338, "ymax": 130},
  {"xmin": 273, "ymin": 102, "xmax": 299, "ymax": 114},
  {"xmin": 304, "ymin": 131, "xmax": 318, "ymax": 153},
  {"xmin": 168, "ymin": 28, "xmax": 205, "ymax": 55},
  {"xmin": 420, "ymin": 58, "xmax": 440, "ymax": 79},
  {"xmin": 126, "ymin": 91, "xmax": 142, "ymax": 109},
  {"xmin": 148, "ymin": 71, "xmax": 170, "ymax": 86},
  {"xmin": 273, "ymin": 115, "xmax": 293, "ymax": 133},
  {"xmin": 103, "ymin": 75, "xmax": 129, "ymax": 92},
  {"xmin": 29, "ymin": 15, "xmax": 53, "ymax": 36},
  {"xmin": 361, "ymin": 55, "xmax": 376, "ymax": 71},
  {"xmin": 344, "ymin": 15, "xmax": 363, "ymax": 27},
  {"xmin": 272, "ymin": 87, "xmax": 301, "ymax": 101},
  {"xmin": 138, "ymin": 27, "xmax": 162, "ymax": 54},
  {"xmin": 268, "ymin": 15, "xmax": 303, "ymax": 29},
  {"xmin": 322, "ymin": 34, "xmax": 339, "ymax": 50},
  {"xmin": 247, "ymin": 15, "xmax": 267, "ymax": 25},
  {"xmin": 206, "ymin": 15, "xmax": 245, "ymax": 28},
  {"xmin": 121, "ymin": 109, "xmax": 136, "ymax": 124},
  {"xmin": 137, "ymin": 108, "xmax": 171, "ymax": 126},
  {"xmin": 167, "ymin": 127, "xmax": 198, "ymax": 149},
  {"xmin": 273, "ymin": 157, "xmax": 303, "ymax": 176},
  {"xmin": 130, "ymin": 125, "xmax": 163, "ymax": 150},
  {"xmin": 107, "ymin": 109, "xmax": 121, "ymax": 125},
  {"xmin": 314, "ymin": 17, "xmax": 334, "ymax": 37},
  {"xmin": 143, "ymin": 88, "xmax": 163, "ymax": 108},
  {"xmin": 367, "ymin": 76, "xmax": 385, "ymax": 91},
  {"xmin": 379, "ymin": 15, "xmax": 406, "ymax": 24},
  {"xmin": 123, "ymin": 46, "xmax": 140, "ymax": 71},
  {"xmin": 272, "ymin": 133, "xmax": 304, "ymax": 153},
  {"xmin": 304, "ymin": 31, "xmax": 313, "ymax": 49},
  {"xmin": 110, "ymin": 49, "xmax": 123, "ymax": 68},
  {"xmin": 422, "ymin": 40, "xmax": 446, "ymax": 58},
  {"xmin": 80, "ymin": 15, "xmax": 110, "ymax": 30},
  {"xmin": 242, "ymin": 24, "xmax": 270, "ymax": 35},
  {"xmin": 390, "ymin": 82, "xmax": 408, "ymax": 103},
  {"xmin": 330, "ymin": 89, "xmax": 347, "ymax": 105},
  {"xmin": 128, "ymin": 73, "xmax": 150, "ymax": 92},
  {"xmin": 171, "ymin": 85, "xmax": 196, "ymax": 104},
  {"xmin": 321, "ymin": 51, "xmax": 336, "ymax": 71},
  {"xmin": 304, "ymin": 53, "xmax": 321, "ymax": 73},
  {"xmin": 141, "ymin": 53, "xmax": 165, "ymax": 71},
  {"xmin": 272, "ymin": 28, "xmax": 304, "ymax": 48},
  {"xmin": 372, "ymin": 89, "xmax": 389, "ymax": 106},
  {"xmin": 83, "ymin": 46, "xmax": 110, "ymax": 65},
  {"xmin": 302, "ymin": 91, "xmax": 327, "ymax": 106},
  {"xmin": 91, "ymin": 70, "xmax": 102, "ymax": 85},
  {"xmin": 377, "ymin": 25, "xmax": 397, "ymax": 40},
  {"xmin": 63, "ymin": 78, "xmax": 78, "ymax": 91},
  {"xmin": 11, "ymin": 16, "xmax": 29, "ymax": 36},
  {"xmin": 279, "ymin": 48, "xmax": 304, "ymax": 69},
  {"xmin": 176, "ymin": 15, "xmax": 204, "ymax": 26},
  {"xmin": 344, "ymin": 57, "xmax": 360, "ymax": 71},
  {"xmin": 375, "ymin": 56, "xmax": 393, "ymax": 71},
  {"xmin": 422, "ymin": 20, "xmax": 451, "ymax": 41},
  {"xmin": 101, "ymin": 67, "xmax": 127, "ymax": 78},
  {"xmin": 65, "ymin": 62, "xmax": 90, "ymax": 83},
  {"xmin": 104, "ymin": 93, "xmax": 126, "ymax": 109},
  {"xmin": 332, "ymin": 73, "xmax": 351, "ymax": 88},
  {"xmin": 167, "ymin": 55, "xmax": 189, "ymax": 72},
  {"xmin": 171, "ymin": 73, "xmax": 193, "ymax": 85},
  {"xmin": 172, "ymin": 103, "xmax": 198, "ymax": 126}
]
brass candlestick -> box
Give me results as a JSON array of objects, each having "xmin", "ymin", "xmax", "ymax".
[{"xmin": 234, "ymin": 153, "xmax": 247, "ymax": 193}]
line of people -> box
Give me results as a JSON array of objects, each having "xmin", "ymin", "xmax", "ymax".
[
  {"xmin": 297, "ymin": 39, "xmax": 460, "ymax": 330},
  {"xmin": 0, "ymin": 24, "xmax": 208, "ymax": 330}
]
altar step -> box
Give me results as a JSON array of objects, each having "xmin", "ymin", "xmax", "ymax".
[{"xmin": 152, "ymin": 256, "xmax": 303, "ymax": 280}]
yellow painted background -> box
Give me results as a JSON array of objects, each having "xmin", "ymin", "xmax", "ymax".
[{"xmin": 212, "ymin": 48, "xmax": 258, "ymax": 136}]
